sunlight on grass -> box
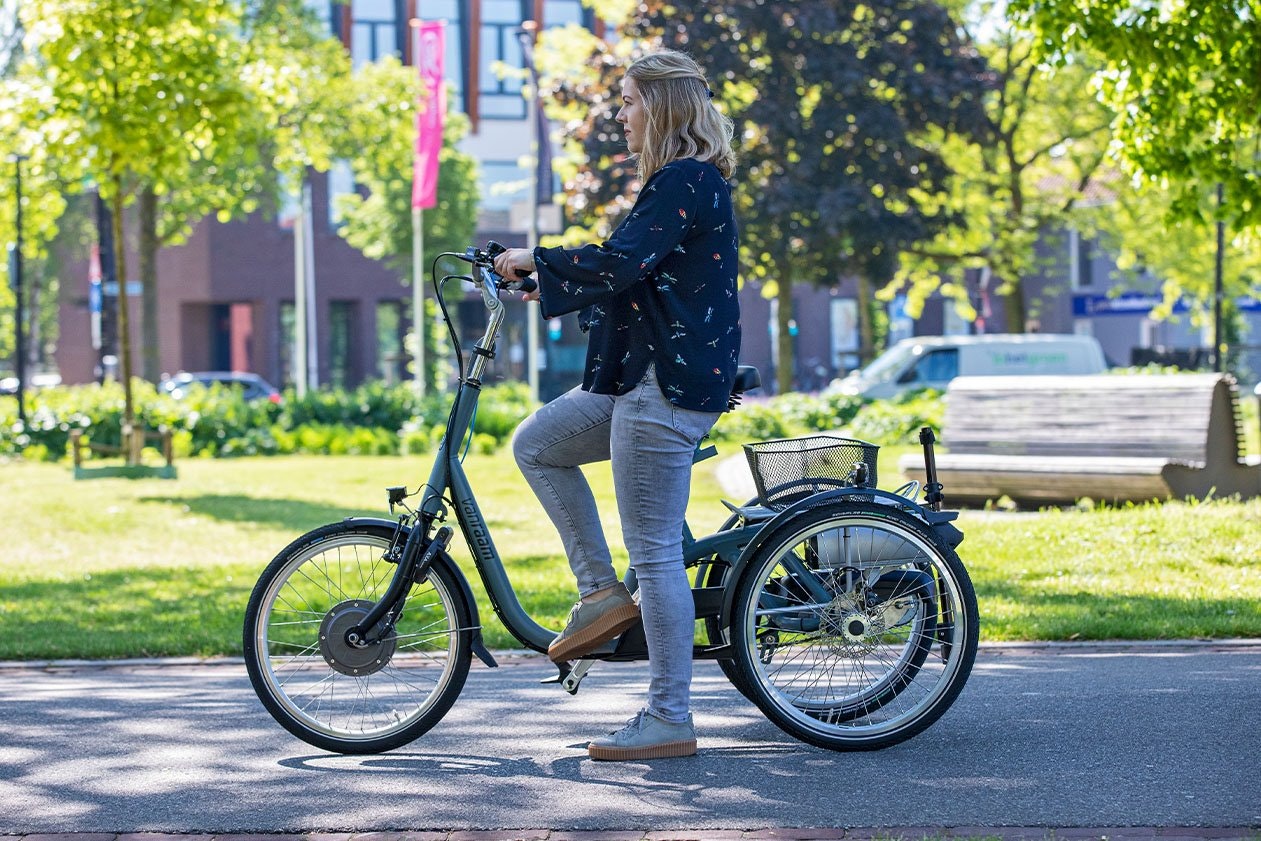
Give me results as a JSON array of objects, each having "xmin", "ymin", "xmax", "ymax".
[{"xmin": 2, "ymin": 447, "xmax": 1260, "ymax": 659}]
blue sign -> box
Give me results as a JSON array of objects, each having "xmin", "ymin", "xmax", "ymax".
[
  {"xmin": 89, "ymin": 280, "xmax": 102, "ymax": 314},
  {"xmin": 1073, "ymin": 292, "xmax": 1261, "ymax": 317}
]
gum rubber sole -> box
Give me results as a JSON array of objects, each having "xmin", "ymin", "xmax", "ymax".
[
  {"xmin": 588, "ymin": 738, "xmax": 698, "ymax": 761},
  {"xmin": 547, "ymin": 602, "xmax": 641, "ymax": 663}
]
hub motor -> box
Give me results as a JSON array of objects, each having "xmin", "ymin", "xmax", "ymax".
[{"xmin": 318, "ymin": 599, "xmax": 398, "ymax": 676}]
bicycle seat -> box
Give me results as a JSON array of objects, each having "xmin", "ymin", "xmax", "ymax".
[
  {"xmin": 727, "ymin": 365, "xmax": 761, "ymax": 412},
  {"xmin": 733, "ymin": 366, "xmax": 760, "ymax": 394}
]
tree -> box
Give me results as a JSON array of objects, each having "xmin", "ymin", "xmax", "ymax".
[
  {"xmin": 0, "ymin": 72, "xmax": 78, "ymax": 370},
  {"xmin": 540, "ymin": 1, "xmax": 993, "ymax": 392},
  {"xmin": 16, "ymin": 0, "xmax": 351, "ymax": 457},
  {"xmin": 881, "ymin": 11, "xmax": 1113, "ymax": 332},
  {"xmin": 17, "ymin": 0, "xmax": 260, "ymax": 453},
  {"xmin": 1010, "ymin": 0, "xmax": 1261, "ymax": 230},
  {"xmin": 1085, "ymin": 180, "xmax": 1261, "ymax": 371},
  {"xmin": 332, "ymin": 57, "xmax": 480, "ymax": 391}
]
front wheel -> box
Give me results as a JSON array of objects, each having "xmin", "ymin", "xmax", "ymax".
[
  {"xmin": 243, "ymin": 522, "xmax": 473, "ymax": 754},
  {"xmin": 730, "ymin": 501, "xmax": 978, "ymax": 751}
]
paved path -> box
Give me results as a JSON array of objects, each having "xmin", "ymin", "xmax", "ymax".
[{"xmin": 0, "ymin": 642, "xmax": 1258, "ymax": 836}]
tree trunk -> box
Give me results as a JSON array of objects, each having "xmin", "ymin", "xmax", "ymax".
[
  {"xmin": 856, "ymin": 274, "xmax": 875, "ymax": 364},
  {"xmin": 110, "ymin": 181, "xmax": 138, "ymax": 464},
  {"xmin": 776, "ymin": 273, "xmax": 795, "ymax": 395},
  {"xmin": 1004, "ymin": 281, "xmax": 1026, "ymax": 333},
  {"xmin": 139, "ymin": 186, "xmax": 160, "ymax": 382}
]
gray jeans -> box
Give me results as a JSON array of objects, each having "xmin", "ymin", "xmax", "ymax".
[{"xmin": 511, "ymin": 366, "xmax": 720, "ymax": 723}]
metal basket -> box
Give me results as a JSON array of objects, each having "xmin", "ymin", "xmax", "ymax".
[{"xmin": 742, "ymin": 434, "xmax": 880, "ymax": 508}]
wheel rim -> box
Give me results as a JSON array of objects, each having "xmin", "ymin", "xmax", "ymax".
[
  {"xmin": 740, "ymin": 512, "xmax": 971, "ymax": 739},
  {"xmin": 251, "ymin": 533, "xmax": 463, "ymax": 743}
]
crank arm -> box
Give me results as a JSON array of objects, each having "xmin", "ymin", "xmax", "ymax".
[{"xmin": 540, "ymin": 658, "xmax": 596, "ymax": 695}]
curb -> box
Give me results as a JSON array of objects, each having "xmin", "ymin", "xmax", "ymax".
[{"xmin": 1, "ymin": 828, "xmax": 1259, "ymax": 841}]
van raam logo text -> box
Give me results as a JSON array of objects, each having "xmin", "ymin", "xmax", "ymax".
[{"xmin": 986, "ymin": 351, "xmax": 1069, "ymax": 366}]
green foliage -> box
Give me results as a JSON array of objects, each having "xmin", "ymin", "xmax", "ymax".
[
  {"xmin": 709, "ymin": 402, "xmax": 801, "ymax": 443},
  {"xmin": 468, "ymin": 381, "xmax": 537, "ymax": 442},
  {"xmin": 332, "ymin": 57, "xmax": 481, "ymax": 395},
  {"xmin": 1010, "ymin": 0, "xmax": 1261, "ymax": 230},
  {"xmin": 1081, "ymin": 181, "xmax": 1261, "ymax": 337},
  {"xmin": 773, "ymin": 391, "xmax": 868, "ymax": 432},
  {"xmin": 538, "ymin": 1, "xmax": 994, "ymax": 381},
  {"xmin": 846, "ymin": 389, "xmax": 945, "ymax": 447},
  {"xmin": 881, "ymin": 17, "xmax": 1114, "ymax": 333},
  {"xmin": 0, "ymin": 379, "xmax": 539, "ymax": 461},
  {"xmin": 710, "ymin": 389, "xmax": 942, "ymax": 449}
]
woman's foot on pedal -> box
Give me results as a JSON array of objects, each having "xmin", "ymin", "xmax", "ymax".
[
  {"xmin": 548, "ymin": 582, "xmax": 640, "ymax": 663},
  {"xmin": 588, "ymin": 710, "xmax": 697, "ymax": 761}
]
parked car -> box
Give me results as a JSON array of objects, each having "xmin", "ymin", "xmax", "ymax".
[
  {"xmin": 829, "ymin": 333, "xmax": 1108, "ymax": 400},
  {"xmin": 0, "ymin": 372, "xmax": 63, "ymax": 395},
  {"xmin": 159, "ymin": 371, "xmax": 282, "ymax": 403}
]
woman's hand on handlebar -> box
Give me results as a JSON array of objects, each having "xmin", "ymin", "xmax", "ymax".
[{"xmin": 493, "ymin": 248, "xmax": 539, "ymax": 300}]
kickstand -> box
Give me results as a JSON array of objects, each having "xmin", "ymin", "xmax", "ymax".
[{"xmin": 540, "ymin": 659, "xmax": 595, "ymax": 695}]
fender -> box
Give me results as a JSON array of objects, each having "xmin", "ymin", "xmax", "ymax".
[
  {"xmin": 342, "ymin": 516, "xmax": 498, "ymax": 668},
  {"xmin": 716, "ymin": 488, "xmax": 962, "ymax": 632}
]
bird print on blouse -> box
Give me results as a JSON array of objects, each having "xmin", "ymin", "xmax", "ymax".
[{"xmin": 531, "ymin": 158, "xmax": 741, "ymax": 412}]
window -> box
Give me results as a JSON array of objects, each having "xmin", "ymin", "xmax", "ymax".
[
  {"xmin": 329, "ymin": 301, "xmax": 357, "ymax": 389},
  {"xmin": 327, "ymin": 160, "xmax": 355, "ymax": 229},
  {"xmin": 1069, "ymin": 228, "xmax": 1095, "ymax": 290},
  {"xmin": 480, "ymin": 0, "xmax": 527, "ymax": 119},
  {"xmin": 543, "ymin": 1, "xmax": 585, "ymax": 25},
  {"xmin": 351, "ymin": 0, "xmax": 397, "ymax": 66},
  {"xmin": 898, "ymin": 348, "xmax": 958, "ymax": 386},
  {"xmin": 377, "ymin": 300, "xmax": 408, "ymax": 384},
  {"xmin": 279, "ymin": 302, "xmax": 296, "ymax": 388},
  {"xmin": 479, "ymin": 159, "xmax": 530, "ymax": 210}
]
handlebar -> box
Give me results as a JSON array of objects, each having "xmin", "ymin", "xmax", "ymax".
[{"xmin": 465, "ymin": 241, "xmax": 537, "ymax": 294}]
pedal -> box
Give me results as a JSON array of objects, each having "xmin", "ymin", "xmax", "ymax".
[{"xmin": 561, "ymin": 659, "xmax": 595, "ymax": 695}]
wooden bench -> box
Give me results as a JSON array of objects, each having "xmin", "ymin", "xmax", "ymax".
[
  {"xmin": 70, "ymin": 424, "xmax": 177, "ymax": 480},
  {"xmin": 898, "ymin": 373, "xmax": 1261, "ymax": 506}
]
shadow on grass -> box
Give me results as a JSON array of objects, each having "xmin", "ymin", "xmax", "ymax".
[{"xmin": 140, "ymin": 493, "xmax": 375, "ymax": 532}]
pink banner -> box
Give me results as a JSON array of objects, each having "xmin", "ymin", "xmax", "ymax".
[{"xmin": 412, "ymin": 20, "xmax": 446, "ymax": 210}]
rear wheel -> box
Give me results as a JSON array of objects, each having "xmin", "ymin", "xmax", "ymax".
[
  {"xmin": 730, "ymin": 501, "xmax": 977, "ymax": 751},
  {"xmin": 243, "ymin": 522, "xmax": 473, "ymax": 754}
]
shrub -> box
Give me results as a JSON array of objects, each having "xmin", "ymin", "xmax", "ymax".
[
  {"xmin": 710, "ymin": 402, "xmax": 803, "ymax": 442},
  {"xmin": 845, "ymin": 388, "xmax": 944, "ymax": 446}
]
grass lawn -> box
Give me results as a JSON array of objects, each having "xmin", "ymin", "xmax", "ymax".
[{"xmin": 2, "ymin": 445, "xmax": 1258, "ymax": 660}]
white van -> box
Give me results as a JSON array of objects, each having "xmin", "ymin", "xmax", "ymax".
[{"xmin": 831, "ymin": 333, "xmax": 1108, "ymax": 400}]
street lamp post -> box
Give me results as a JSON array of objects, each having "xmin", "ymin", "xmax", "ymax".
[
  {"xmin": 1213, "ymin": 182, "xmax": 1225, "ymax": 373},
  {"xmin": 7, "ymin": 154, "xmax": 27, "ymax": 426}
]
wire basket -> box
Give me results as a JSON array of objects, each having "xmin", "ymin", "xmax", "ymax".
[{"xmin": 743, "ymin": 434, "xmax": 880, "ymax": 508}]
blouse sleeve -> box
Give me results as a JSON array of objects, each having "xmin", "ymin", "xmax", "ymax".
[{"xmin": 532, "ymin": 165, "xmax": 700, "ymax": 320}]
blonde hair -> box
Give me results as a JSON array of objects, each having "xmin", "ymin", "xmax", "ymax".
[{"xmin": 625, "ymin": 50, "xmax": 736, "ymax": 181}]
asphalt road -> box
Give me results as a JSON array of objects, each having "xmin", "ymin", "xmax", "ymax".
[{"xmin": 0, "ymin": 642, "xmax": 1258, "ymax": 834}]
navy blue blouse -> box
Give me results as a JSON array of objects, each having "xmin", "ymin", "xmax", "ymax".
[{"xmin": 533, "ymin": 158, "xmax": 741, "ymax": 413}]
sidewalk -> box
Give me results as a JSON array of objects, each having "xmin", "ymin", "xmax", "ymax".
[{"xmin": 1, "ymin": 645, "xmax": 1257, "ymax": 835}]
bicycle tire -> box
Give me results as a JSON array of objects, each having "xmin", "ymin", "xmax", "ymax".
[
  {"xmin": 730, "ymin": 500, "xmax": 978, "ymax": 751},
  {"xmin": 243, "ymin": 522, "xmax": 473, "ymax": 754}
]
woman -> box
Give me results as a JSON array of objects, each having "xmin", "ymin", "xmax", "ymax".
[{"xmin": 493, "ymin": 49, "xmax": 739, "ymax": 761}]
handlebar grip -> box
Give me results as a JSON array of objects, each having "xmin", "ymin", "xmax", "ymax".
[{"xmin": 516, "ymin": 274, "xmax": 538, "ymax": 294}]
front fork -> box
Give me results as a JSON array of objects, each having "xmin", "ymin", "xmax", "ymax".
[{"xmin": 344, "ymin": 519, "xmax": 454, "ymax": 648}]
